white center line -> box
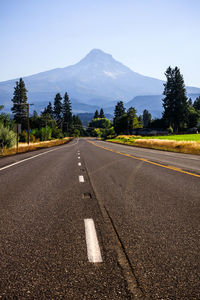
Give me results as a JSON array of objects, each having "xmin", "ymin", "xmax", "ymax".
[
  {"xmin": 79, "ymin": 175, "xmax": 84, "ymax": 182},
  {"xmin": 84, "ymin": 219, "xmax": 103, "ymax": 263},
  {"xmin": 78, "ymin": 162, "xmax": 81, "ymax": 166},
  {"xmin": 78, "ymin": 156, "xmax": 80, "ymax": 159}
]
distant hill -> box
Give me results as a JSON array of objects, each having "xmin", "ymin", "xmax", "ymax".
[
  {"xmin": 126, "ymin": 93, "xmax": 200, "ymax": 118},
  {"xmin": 0, "ymin": 49, "xmax": 200, "ymax": 116}
]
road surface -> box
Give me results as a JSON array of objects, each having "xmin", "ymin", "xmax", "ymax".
[{"xmin": 0, "ymin": 138, "xmax": 199, "ymax": 299}]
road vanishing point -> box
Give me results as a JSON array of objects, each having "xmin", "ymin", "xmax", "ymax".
[{"xmin": 0, "ymin": 138, "xmax": 199, "ymax": 299}]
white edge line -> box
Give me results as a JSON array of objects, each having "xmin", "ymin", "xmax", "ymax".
[
  {"xmin": 79, "ymin": 175, "xmax": 84, "ymax": 182},
  {"xmin": 0, "ymin": 138, "xmax": 79, "ymax": 172},
  {"xmin": 84, "ymin": 219, "xmax": 102, "ymax": 263}
]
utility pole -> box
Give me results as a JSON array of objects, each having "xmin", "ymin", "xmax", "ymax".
[{"xmin": 15, "ymin": 103, "xmax": 34, "ymax": 145}]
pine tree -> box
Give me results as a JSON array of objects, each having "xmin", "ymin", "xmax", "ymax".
[
  {"xmin": 53, "ymin": 93, "xmax": 63, "ymax": 123},
  {"xmin": 162, "ymin": 66, "xmax": 188, "ymax": 132},
  {"xmin": 193, "ymin": 96, "xmax": 200, "ymax": 111},
  {"xmin": 113, "ymin": 101, "xmax": 126, "ymax": 134},
  {"xmin": 127, "ymin": 107, "xmax": 139, "ymax": 133},
  {"xmin": 63, "ymin": 92, "xmax": 73, "ymax": 134},
  {"xmin": 94, "ymin": 110, "xmax": 99, "ymax": 119},
  {"xmin": 73, "ymin": 115, "xmax": 84, "ymax": 136},
  {"xmin": 46, "ymin": 102, "xmax": 54, "ymax": 118},
  {"xmin": 143, "ymin": 109, "xmax": 152, "ymax": 128},
  {"xmin": 11, "ymin": 78, "xmax": 28, "ymax": 128},
  {"xmin": 99, "ymin": 108, "xmax": 105, "ymax": 118}
]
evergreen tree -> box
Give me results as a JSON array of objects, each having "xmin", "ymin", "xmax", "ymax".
[
  {"xmin": 188, "ymin": 98, "xmax": 193, "ymax": 107},
  {"xmin": 46, "ymin": 102, "xmax": 54, "ymax": 118},
  {"xmin": 193, "ymin": 96, "xmax": 200, "ymax": 111},
  {"xmin": 138, "ymin": 115, "xmax": 143, "ymax": 127},
  {"xmin": 53, "ymin": 93, "xmax": 63, "ymax": 123},
  {"xmin": 11, "ymin": 78, "xmax": 28, "ymax": 129},
  {"xmin": 73, "ymin": 115, "xmax": 84, "ymax": 136},
  {"xmin": 63, "ymin": 92, "xmax": 73, "ymax": 134},
  {"xmin": 99, "ymin": 108, "xmax": 105, "ymax": 118},
  {"xmin": 94, "ymin": 110, "xmax": 99, "ymax": 119},
  {"xmin": 127, "ymin": 107, "xmax": 139, "ymax": 133},
  {"xmin": 143, "ymin": 109, "xmax": 152, "ymax": 128},
  {"xmin": 187, "ymin": 106, "xmax": 199, "ymax": 128},
  {"xmin": 113, "ymin": 101, "xmax": 126, "ymax": 134},
  {"xmin": 162, "ymin": 66, "xmax": 188, "ymax": 132}
]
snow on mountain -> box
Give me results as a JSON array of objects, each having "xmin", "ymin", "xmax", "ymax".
[{"xmin": 0, "ymin": 49, "xmax": 200, "ymax": 115}]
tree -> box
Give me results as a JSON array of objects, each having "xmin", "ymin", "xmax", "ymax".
[
  {"xmin": 63, "ymin": 92, "xmax": 73, "ymax": 134},
  {"xmin": 87, "ymin": 117, "xmax": 112, "ymax": 137},
  {"xmin": 162, "ymin": 66, "xmax": 188, "ymax": 132},
  {"xmin": 113, "ymin": 101, "xmax": 126, "ymax": 134},
  {"xmin": 188, "ymin": 98, "xmax": 193, "ymax": 107},
  {"xmin": 187, "ymin": 106, "xmax": 199, "ymax": 128},
  {"xmin": 193, "ymin": 96, "xmax": 200, "ymax": 111},
  {"xmin": 94, "ymin": 110, "xmax": 99, "ymax": 119},
  {"xmin": 11, "ymin": 78, "xmax": 28, "ymax": 129},
  {"xmin": 46, "ymin": 102, "xmax": 54, "ymax": 118},
  {"xmin": 127, "ymin": 107, "xmax": 139, "ymax": 133},
  {"xmin": 143, "ymin": 109, "xmax": 152, "ymax": 128},
  {"xmin": 73, "ymin": 115, "xmax": 84, "ymax": 136},
  {"xmin": 53, "ymin": 93, "xmax": 63, "ymax": 123},
  {"xmin": 99, "ymin": 108, "xmax": 105, "ymax": 118}
]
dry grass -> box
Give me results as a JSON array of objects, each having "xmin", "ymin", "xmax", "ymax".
[
  {"xmin": 107, "ymin": 135, "xmax": 200, "ymax": 155},
  {"xmin": 0, "ymin": 137, "xmax": 73, "ymax": 157},
  {"xmin": 134, "ymin": 139, "xmax": 200, "ymax": 154}
]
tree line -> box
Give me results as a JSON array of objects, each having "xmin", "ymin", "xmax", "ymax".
[
  {"xmin": 1, "ymin": 65, "xmax": 200, "ymax": 148},
  {"xmin": 10, "ymin": 79, "xmax": 84, "ymax": 142}
]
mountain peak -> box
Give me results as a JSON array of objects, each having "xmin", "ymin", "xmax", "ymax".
[{"xmin": 81, "ymin": 49, "xmax": 113, "ymax": 63}]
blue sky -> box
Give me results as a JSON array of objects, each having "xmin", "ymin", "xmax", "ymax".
[{"xmin": 0, "ymin": 0, "xmax": 200, "ymax": 87}]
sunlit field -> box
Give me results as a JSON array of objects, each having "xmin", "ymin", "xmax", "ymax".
[
  {"xmin": 0, "ymin": 137, "xmax": 72, "ymax": 156},
  {"xmin": 107, "ymin": 135, "xmax": 200, "ymax": 155}
]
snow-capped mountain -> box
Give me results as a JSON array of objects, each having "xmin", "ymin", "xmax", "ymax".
[{"xmin": 0, "ymin": 49, "xmax": 200, "ymax": 115}]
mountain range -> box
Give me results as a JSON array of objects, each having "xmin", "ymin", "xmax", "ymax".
[{"xmin": 1, "ymin": 49, "xmax": 200, "ymax": 117}]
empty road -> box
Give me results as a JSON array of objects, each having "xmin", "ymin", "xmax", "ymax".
[{"xmin": 0, "ymin": 138, "xmax": 199, "ymax": 299}]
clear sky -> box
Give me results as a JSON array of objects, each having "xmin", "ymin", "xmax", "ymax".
[{"xmin": 0, "ymin": 0, "xmax": 199, "ymax": 87}]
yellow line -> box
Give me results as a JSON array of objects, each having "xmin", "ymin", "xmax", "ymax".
[{"xmin": 87, "ymin": 140, "xmax": 200, "ymax": 179}]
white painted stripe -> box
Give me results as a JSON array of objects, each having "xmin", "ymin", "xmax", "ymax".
[
  {"xmin": 78, "ymin": 162, "xmax": 81, "ymax": 166},
  {"xmin": 78, "ymin": 156, "xmax": 80, "ymax": 159},
  {"xmin": 79, "ymin": 175, "xmax": 84, "ymax": 182},
  {"xmin": 84, "ymin": 219, "xmax": 103, "ymax": 263},
  {"xmin": 0, "ymin": 138, "xmax": 80, "ymax": 172}
]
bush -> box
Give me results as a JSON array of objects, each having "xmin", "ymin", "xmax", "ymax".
[
  {"xmin": 40, "ymin": 126, "xmax": 52, "ymax": 141},
  {"xmin": 20, "ymin": 130, "xmax": 28, "ymax": 142},
  {"xmin": 51, "ymin": 126, "xmax": 63, "ymax": 139},
  {"xmin": 72, "ymin": 129, "xmax": 80, "ymax": 137},
  {"xmin": 0, "ymin": 124, "xmax": 16, "ymax": 148}
]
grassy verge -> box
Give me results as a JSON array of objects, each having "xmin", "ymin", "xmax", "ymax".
[
  {"xmin": 106, "ymin": 135, "xmax": 200, "ymax": 155},
  {"xmin": 0, "ymin": 137, "xmax": 73, "ymax": 157}
]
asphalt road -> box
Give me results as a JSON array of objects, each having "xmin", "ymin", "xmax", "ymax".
[{"xmin": 0, "ymin": 138, "xmax": 199, "ymax": 299}]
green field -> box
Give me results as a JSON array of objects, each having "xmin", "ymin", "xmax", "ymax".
[
  {"xmin": 107, "ymin": 134, "xmax": 200, "ymax": 155},
  {"xmin": 138, "ymin": 134, "xmax": 200, "ymax": 142},
  {"xmin": 110, "ymin": 134, "xmax": 200, "ymax": 142}
]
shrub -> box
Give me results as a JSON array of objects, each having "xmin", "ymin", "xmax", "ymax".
[
  {"xmin": 20, "ymin": 130, "xmax": 28, "ymax": 142},
  {"xmin": 0, "ymin": 124, "xmax": 16, "ymax": 148}
]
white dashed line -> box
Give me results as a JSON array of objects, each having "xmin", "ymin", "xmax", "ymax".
[
  {"xmin": 84, "ymin": 219, "xmax": 103, "ymax": 263},
  {"xmin": 79, "ymin": 175, "xmax": 84, "ymax": 182},
  {"xmin": 78, "ymin": 162, "xmax": 81, "ymax": 166},
  {"xmin": 78, "ymin": 156, "xmax": 80, "ymax": 159}
]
